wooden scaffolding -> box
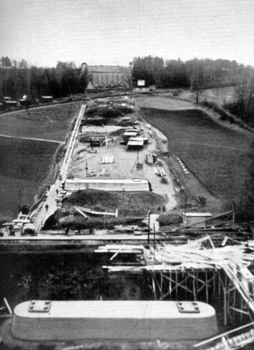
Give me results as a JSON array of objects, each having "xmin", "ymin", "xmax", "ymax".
[
  {"xmin": 145, "ymin": 265, "xmax": 254, "ymax": 326},
  {"xmin": 102, "ymin": 236, "xmax": 254, "ymax": 327}
]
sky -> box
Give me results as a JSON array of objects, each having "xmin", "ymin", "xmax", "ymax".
[{"xmin": 0, "ymin": 0, "xmax": 254, "ymax": 68}]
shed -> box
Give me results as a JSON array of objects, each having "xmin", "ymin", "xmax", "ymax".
[
  {"xmin": 127, "ymin": 137, "xmax": 144, "ymax": 149},
  {"xmin": 12, "ymin": 300, "xmax": 217, "ymax": 341},
  {"xmin": 146, "ymin": 153, "xmax": 154, "ymax": 164},
  {"xmin": 122, "ymin": 131, "xmax": 138, "ymax": 143},
  {"xmin": 20, "ymin": 99, "xmax": 31, "ymax": 108},
  {"xmin": 90, "ymin": 136, "xmax": 105, "ymax": 147},
  {"xmin": 5, "ymin": 100, "xmax": 17, "ymax": 108},
  {"xmin": 41, "ymin": 96, "xmax": 53, "ymax": 103},
  {"xmin": 183, "ymin": 212, "xmax": 213, "ymax": 228},
  {"xmin": 65, "ymin": 178, "xmax": 150, "ymax": 192}
]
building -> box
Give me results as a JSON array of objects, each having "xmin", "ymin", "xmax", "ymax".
[
  {"xmin": 4, "ymin": 100, "xmax": 17, "ymax": 108},
  {"xmin": 41, "ymin": 96, "xmax": 53, "ymax": 103},
  {"xmin": 65, "ymin": 178, "xmax": 150, "ymax": 192},
  {"xmin": 82, "ymin": 63, "xmax": 131, "ymax": 89},
  {"xmin": 127, "ymin": 137, "xmax": 145, "ymax": 150},
  {"xmin": 12, "ymin": 300, "xmax": 218, "ymax": 342},
  {"xmin": 183, "ymin": 212, "xmax": 213, "ymax": 228}
]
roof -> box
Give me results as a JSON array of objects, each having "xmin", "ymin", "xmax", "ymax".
[
  {"xmin": 5, "ymin": 100, "xmax": 17, "ymax": 104},
  {"xmin": 66, "ymin": 178, "xmax": 148, "ymax": 184},
  {"xmin": 14, "ymin": 300, "xmax": 215, "ymax": 319},
  {"xmin": 127, "ymin": 139, "xmax": 144, "ymax": 146},
  {"xmin": 129, "ymin": 137, "xmax": 146, "ymax": 142},
  {"xmin": 183, "ymin": 213, "xmax": 212, "ymax": 217},
  {"xmin": 124, "ymin": 131, "xmax": 138, "ymax": 136}
]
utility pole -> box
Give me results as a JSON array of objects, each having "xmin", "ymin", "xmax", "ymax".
[
  {"xmin": 18, "ymin": 189, "xmax": 21, "ymax": 212},
  {"xmin": 147, "ymin": 210, "xmax": 151, "ymax": 244},
  {"xmin": 232, "ymin": 201, "xmax": 235, "ymax": 229}
]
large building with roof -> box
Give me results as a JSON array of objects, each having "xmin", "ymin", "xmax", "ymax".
[{"xmin": 82, "ymin": 63, "xmax": 132, "ymax": 89}]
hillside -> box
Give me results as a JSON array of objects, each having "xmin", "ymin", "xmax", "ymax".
[
  {"xmin": 0, "ymin": 104, "xmax": 79, "ymax": 221},
  {"xmin": 140, "ymin": 106, "xmax": 254, "ymax": 213}
]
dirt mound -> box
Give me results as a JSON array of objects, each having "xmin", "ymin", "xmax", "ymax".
[
  {"xmin": 63, "ymin": 189, "xmax": 166, "ymax": 217},
  {"xmin": 64, "ymin": 189, "xmax": 121, "ymax": 208}
]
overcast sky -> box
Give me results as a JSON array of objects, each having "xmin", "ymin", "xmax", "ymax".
[{"xmin": 0, "ymin": 0, "xmax": 254, "ymax": 68}]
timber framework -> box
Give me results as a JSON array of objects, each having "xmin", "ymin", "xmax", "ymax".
[{"xmin": 101, "ymin": 236, "xmax": 254, "ymax": 328}]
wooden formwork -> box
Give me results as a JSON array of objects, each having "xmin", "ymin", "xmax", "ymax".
[{"xmin": 145, "ymin": 266, "xmax": 254, "ymax": 326}]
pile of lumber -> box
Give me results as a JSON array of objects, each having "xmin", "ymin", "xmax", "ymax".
[
  {"xmin": 101, "ymin": 155, "xmax": 114, "ymax": 164},
  {"xmin": 152, "ymin": 236, "xmax": 246, "ymax": 267}
]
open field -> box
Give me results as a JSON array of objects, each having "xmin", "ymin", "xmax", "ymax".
[
  {"xmin": 140, "ymin": 107, "xmax": 254, "ymax": 212},
  {"xmin": 0, "ymin": 137, "xmax": 60, "ymax": 220},
  {"xmin": 0, "ymin": 104, "xmax": 82, "ymax": 221},
  {"xmin": 0, "ymin": 103, "xmax": 81, "ymax": 141},
  {"xmin": 177, "ymin": 86, "xmax": 238, "ymax": 105}
]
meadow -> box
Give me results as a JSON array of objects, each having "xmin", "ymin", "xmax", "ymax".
[
  {"xmin": 141, "ymin": 108, "xmax": 254, "ymax": 212},
  {"xmin": 0, "ymin": 103, "xmax": 80, "ymax": 221},
  {"xmin": 0, "ymin": 104, "xmax": 80, "ymax": 141},
  {"xmin": 0, "ymin": 137, "xmax": 59, "ymax": 220},
  {"xmin": 179, "ymin": 86, "xmax": 238, "ymax": 106}
]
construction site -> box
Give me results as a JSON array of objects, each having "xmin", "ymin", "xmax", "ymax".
[{"xmin": 1, "ymin": 94, "xmax": 254, "ymax": 350}]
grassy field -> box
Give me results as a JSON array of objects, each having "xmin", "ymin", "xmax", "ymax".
[
  {"xmin": 0, "ymin": 137, "xmax": 60, "ymax": 220},
  {"xmin": 0, "ymin": 103, "xmax": 81, "ymax": 221},
  {"xmin": 178, "ymin": 86, "xmax": 238, "ymax": 105},
  {"xmin": 0, "ymin": 103, "xmax": 80, "ymax": 141},
  {"xmin": 141, "ymin": 108, "xmax": 254, "ymax": 212}
]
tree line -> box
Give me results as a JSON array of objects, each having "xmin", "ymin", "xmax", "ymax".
[
  {"xmin": 132, "ymin": 56, "xmax": 253, "ymax": 89},
  {"xmin": 0, "ymin": 58, "xmax": 87, "ymax": 102},
  {"xmin": 133, "ymin": 56, "xmax": 254, "ymax": 129},
  {"xmin": 1, "ymin": 55, "xmax": 254, "ymax": 123}
]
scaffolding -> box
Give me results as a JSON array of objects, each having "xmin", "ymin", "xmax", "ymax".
[
  {"xmin": 102, "ymin": 236, "xmax": 254, "ymax": 327},
  {"xmin": 146, "ymin": 265, "xmax": 254, "ymax": 326}
]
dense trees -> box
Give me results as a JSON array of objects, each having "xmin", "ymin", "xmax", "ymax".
[
  {"xmin": 132, "ymin": 56, "xmax": 164, "ymax": 87},
  {"xmin": 0, "ymin": 58, "xmax": 88, "ymax": 101},
  {"xmin": 132, "ymin": 56, "xmax": 254, "ymax": 90},
  {"xmin": 132, "ymin": 56, "xmax": 254, "ymax": 125}
]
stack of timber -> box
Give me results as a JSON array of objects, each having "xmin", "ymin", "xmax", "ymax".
[
  {"xmin": 153, "ymin": 165, "xmax": 168, "ymax": 183},
  {"xmin": 101, "ymin": 155, "xmax": 114, "ymax": 164}
]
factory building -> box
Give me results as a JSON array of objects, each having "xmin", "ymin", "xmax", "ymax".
[{"xmin": 81, "ymin": 63, "xmax": 131, "ymax": 89}]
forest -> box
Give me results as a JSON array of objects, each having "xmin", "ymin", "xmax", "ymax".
[
  {"xmin": 132, "ymin": 56, "xmax": 254, "ymax": 89},
  {"xmin": 0, "ymin": 58, "xmax": 87, "ymax": 102}
]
